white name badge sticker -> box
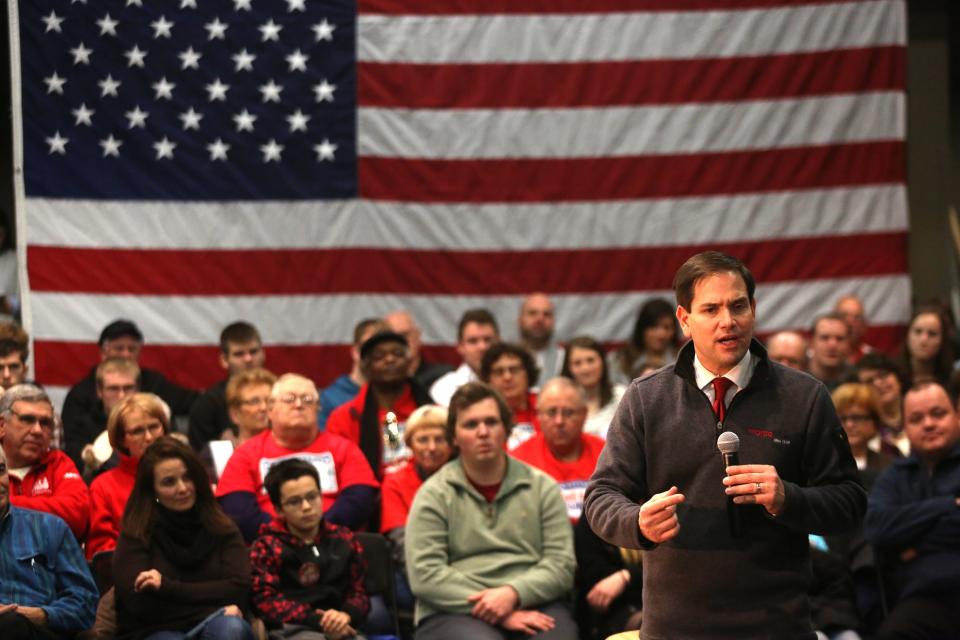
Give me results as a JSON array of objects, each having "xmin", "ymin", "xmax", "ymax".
[{"xmin": 259, "ymin": 452, "xmax": 339, "ymax": 495}]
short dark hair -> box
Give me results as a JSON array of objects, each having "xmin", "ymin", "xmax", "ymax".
[
  {"xmin": 857, "ymin": 352, "xmax": 901, "ymax": 376},
  {"xmin": 353, "ymin": 318, "xmax": 389, "ymax": 346},
  {"xmin": 264, "ymin": 458, "xmax": 320, "ymax": 508},
  {"xmin": 0, "ymin": 323, "xmax": 28, "ymax": 362},
  {"xmin": 672, "ymin": 251, "xmax": 755, "ymax": 311},
  {"xmin": 446, "ymin": 381, "xmax": 513, "ymax": 443},
  {"xmin": 561, "ymin": 335, "xmax": 613, "ymax": 407},
  {"xmin": 811, "ymin": 312, "xmax": 850, "ymax": 337},
  {"xmin": 457, "ymin": 308, "xmax": 499, "ymax": 342},
  {"xmin": 219, "ymin": 321, "xmax": 261, "ymax": 353},
  {"xmin": 99, "ymin": 319, "xmax": 143, "ymax": 346},
  {"xmin": 480, "ymin": 342, "xmax": 539, "ymax": 388}
]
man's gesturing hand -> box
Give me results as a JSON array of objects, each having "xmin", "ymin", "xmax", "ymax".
[{"xmin": 638, "ymin": 486, "xmax": 685, "ymax": 543}]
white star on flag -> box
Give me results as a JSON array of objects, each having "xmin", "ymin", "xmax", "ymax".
[
  {"xmin": 98, "ymin": 75, "xmax": 121, "ymax": 97},
  {"xmin": 99, "ymin": 134, "xmax": 122, "ymax": 157},
  {"xmin": 45, "ymin": 131, "xmax": 68, "ymax": 154},
  {"xmin": 180, "ymin": 0, "xmax": 198, "ymax": 8},
  {"xmin": 259, "ymin": 80, "xmax": 282, "ymax": 103},
  {"xmin": 97, "ymin": 14, "xmax": 118, "ymax": 37},
  {"xmin": 205, "ymin": 18, "xmax": 228, "ymax": 40},
  {"xmin": 234, "ymin": 0, "xmax": 253, "ymax": 10},
  {"xmin": 42, "ymin": 11, "xmax": 64, "ymax": 34},
  {"xmin": 259, "ymin": 20, "xmax": 282, "ymax": 42},
  {"xmin": 153, "ymin": 137, "xmax": 177, "ymax": 159},
  {"xmin": 72, "ymin": 103, "xmax": 94, "ymax": 126},
  {"xmin": 314, "ymin": 138, "xmax": 337, "ymax": 161},
  {"xmin": 233, "ymin": 109, "xmax": 257, "ymax": 132},
  {"xmin": 286, "ymin": 0, "xmax": 306, "ymax": 12},
  {"xmin": 286, "ymin": 109, "xmax": 310, "ymax": 132},
  {"xmin": 125, "ymin": 106, "xmax": 149, "ymax": 129},
  {"xmin": 124, "ymin": 45, "xmax": 147, "ymax": 68},
  {"xmin": 207, "ymin": 138, "xmax": 230, "ymax": 161},
  {"xmin": 126, "ymin": 0, "xmax": 143, "ymax": 6},
  {"xmin": 286, "ymin": 50, "xmax": 308, "ymax": 72},
  {"xmin": 232, "ymin": 49, "xmax": 255, "ymax": 72},
  {"xmin": 206, "ymin": 79, "xmax": 230, "ymax": 102},
  {"xmin": 313, "ymin": 79, "xmax": 335, "ymax": 102},
  {"xmin": 312, "ymin": 19, "xmax": 334, "ymax": 42},
  {"xmin": 153, "ymin": 77, "xmax": 175, "ymax": 100},
  {"xmin": 179, "ymin": 47, "xmax": 202, "ymax": 70},
  {"xmin": 179, "ymin": 108, "xmax": 203, "ymax": 130},
  {"xmin": 151, "ymin": 16, "xmax": 174, "ymax": 38},
  {"xmin": 260, "ymin": 139, "xmax": 283, "ymax": 162},
  {"xmin": 44, "ymin": 72, "xmax": 67, "ymax": 95},
  {"xmin": 69, "ymin": 43, "xmax": 92, "ymax": 65}
]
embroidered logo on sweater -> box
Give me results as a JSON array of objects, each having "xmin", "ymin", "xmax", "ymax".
[
  {"xmin": 748, "ymin": 428, "xmax": 791, "ymax": 446},
  {"xmin": 32, "ymin": 477, "xmax": 50, "ymax": 495}
]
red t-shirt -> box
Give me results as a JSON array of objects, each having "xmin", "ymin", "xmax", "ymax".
[
  {"xmin": 506, "ymin": 392, "xmax": 540, "ymax": 451},
  {"xmin": 326, "ymin": 383, "xmax": 420, "ymax": 475},
  {"xmin": 511, "ymin": 432, "xmax": 605, "ymax": 520},
  {"xmin": 379, "ymin": 461, "xmax": 423, "ymax": 533},
  {"xmin": 215, "ymin": 429, "xmax": 379, "ymax": 518},
  {"xmin": 467, "ymin": 476, "xmax": 502, "ymax": 503}
]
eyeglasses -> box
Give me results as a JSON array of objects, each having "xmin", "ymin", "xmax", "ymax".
[
  {"xmin": 125, "ymin": 421, "xmax": 165, "ymax": 439},
  {"xmin": 539, "ymin": 407, "xmax": 582, "ymax": 420},
  {"xmin": 274, "ymin": 393, "xmax": 319, "ymax": 407},
  {"xmin": 239, "ymin": 396, "xmax": 269, "ymax": 408},
  {"xmin": 280, "ymin": 490, "xmax": 321, "ymax": 510},
  {"xmin": 490, "ymin": 364, "xmax": 524, "ymax": 378},
  {"xmin": 10, "ymin": 410, "xmax": 54, "ymax": 430},
  {"xmin": 102, "ymin": 384, "xmax": 137, "ymax": 395},
  {"xmin": 839, "ymin": 414, "xmax": 873, "ymax": 424}
]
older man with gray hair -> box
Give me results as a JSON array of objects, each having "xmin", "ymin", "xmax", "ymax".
[
  {"xmin": 0, "ymin": 445, "xmax": 98, "ymax": 638},
  {"xmin": 0, "ymin": 385, "xmax": 89, "ymax": 540}
]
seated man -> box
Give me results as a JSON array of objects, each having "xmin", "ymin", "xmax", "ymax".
[
  {"xmin": 0, "ymin": 384, "xmax": 89, "ymax": 540},
  {"xmin": 327, "ymin": 331, "xmax": 433, "ymax": 478},
  {"xmin": 78, "ymin": 357, "xmax": 141, "ymax": 479},
  {"xmin": 511, "ymin": 377, "xmax": 605, "ymax": 521},
  {"xmin": 865, "ymin": 381, "xmax": 960, "ymax": 640},
  {"xmin": 250, "ymin": 458, "xmax": 369, "ymax": 639},
  {"xmin": 0, "ymin": 446, "xmax": 99, "ymax": 638},
  {"xmin": 62, "ymin": 319, "xmax": 198, "ymax": 468},
  {"xmin": 385, "ymin": 310, "xmax": 452, "ymax": 392},
  {"xmin": 318, "ymin": 318, "xmax": 388, "ymax": 430},
  {"xmin": 430, "ymin": 309, "xmax": 499, "ymax": 408},
  {"xmin": 0, "ymin": 322, "xmax": 29, "ymax": 390},
  {"xmin": 189, "ymin": 321, "xmax": 266, "ymax": 451},
  {"xmin": 406, "ymin": 382, "xmax": 577, "ymax": 639},
  {"xmin": 216, "ymin": 374, "xmax": 379, "ymax": 542}
]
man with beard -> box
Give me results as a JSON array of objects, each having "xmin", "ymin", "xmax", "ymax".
[
  {"xmin": 327, "ymin": 331, "xmax": 433, "ymax": 479},
  {"xmin": 518, "ymin": 293, "xmax": 565, "ymax": 381}
]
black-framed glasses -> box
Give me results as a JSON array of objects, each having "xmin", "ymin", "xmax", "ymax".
[
  {"xmin": 10, "ymin": 410, "xmax": 54, "ymax": 430},
  {"xmin": 280, "ymin": 490, "xmax": 321, "ymax": 510}
]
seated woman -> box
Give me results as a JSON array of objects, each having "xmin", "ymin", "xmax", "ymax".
[
  {"xmin": 830, "ymin": 383, "xmax": 897, "ymax": 491},
  {"xmin": 480, "ymin": 342, "xmax": 539, "ymax": 451},
  {"xmin": 86, "ymin": 392, "xmax": 170, "ymax": 561},
  {"xmin": 113, "ymin": 436, "xmax": 253, "ymax": 640},
  {"xmin": 560, "ymin": 336, "xmax": 626, "ymax": 440},
  {"xmin": 380, "ymin": 405, "xmax": 452, "ymax": 609},
  {"xmin": 608, "ymin": 298, "xmax": 678, "ymax": 386}
]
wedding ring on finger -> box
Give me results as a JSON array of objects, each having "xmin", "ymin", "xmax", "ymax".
[{"xmin": 755, "ymin": 482, "xmax": 762, "ymax": 493}]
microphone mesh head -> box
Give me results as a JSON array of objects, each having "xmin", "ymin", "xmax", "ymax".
[{"xmin": 717, "ymin": 431, "xmax": 740, "ymax": 454}]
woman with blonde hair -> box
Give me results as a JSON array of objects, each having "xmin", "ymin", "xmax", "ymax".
[{"xmin": 830, "ymin": 383, "xmax": 897, "ymax": 490}]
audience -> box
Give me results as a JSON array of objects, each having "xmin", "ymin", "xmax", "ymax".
[
  {"xmin": 216, "ymin": 374, "xmax": 379, "ymax": 542},
  {"xmin": 900, "ymin": 305, "xmax": 955, "ymax": 390},
  {"xmin": 406, "ymin": 382, "xmax": 577, "ymax": 639},
  {"xmin": 0, "ymin": 384, "xmax": 89, "ymax": 540},
  {"xmin": 430, "ymin": 308, "xmax": 500, "ymax": 407},
  {"xmin": 517, "ymin": 293, "xmax": 565, "ymax": 380},
  {"xmin": 385, "ymin": 310, "xmax": 453, "ymax": 392},
  {"xmin": 113, "ymin": 437, "xmax": 253, "ymax": 639},
  {"xmin": 560, "ymin": 336, "xmax": 625, "ymax": 439},
  {"xmin": 511, "ymin": 378, "xmax": 604, "ymax": 521},
  {"xmin": 766, "ymin": 330, "xmax": 809, "ymax": 371},
  {"xmin": 608, "ymin": 298, "xmax": 678, "ymax": 385},
  {"xmin": 0, "ymin": 322, "xmax": 29, "ymax": 390},
  {"xmin": 856, "ymin": 353, "xmax": 909, "ymax": 455},
  {"xmin": 87, "ymin": 393, "xmax": 170, "ymax": 560},
  {"xmin": 830, "ymin": 384, "xmax": 897, "ymax": 491},
  {"xmin": 188, "ymin": 321, "xmax": 265, "ymax": 452},
  {"xmin": 835, "ymin": 295, "xmax": 874, "ymax": 365},
  {"xmin": 809, "ymin": 313, "xmax": 853, "ymax": 392},
  {"xmin": 79, "ymin": 357, "xmax": 141, "ymax": 479},
  {"xmin": 62, "ymin": 319, "xmax": 198, "ymax": 469},
  {"xmin": 0, "ymin": 445, "xmax": 98, "ymax": 638},
  {"xmin": 865, "ymin": 382, "xmax": 960, "ymax": 640},
  {"xmin": 480, "ymin": 343, "xmax": 540, "ymax": 451},
  {"xmin": 318, "ymin": 318, "xmax": 388, "ymax": 430},
  {"xmin": 250, "ymin": 458, "xmax": 369, "ymax": 639},
  {"xmin": 327, "ymin": 331, "xmax": 433, "ymax": 478}
]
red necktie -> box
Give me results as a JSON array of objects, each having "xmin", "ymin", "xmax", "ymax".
[{"xmin": 712, "ymin": 377, "xmax": 734, "ymax": 423}]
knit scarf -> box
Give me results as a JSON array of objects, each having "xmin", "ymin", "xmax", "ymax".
[{"xmin": 151, "ymin": 505, "xmax": 218, "ymax": 569}]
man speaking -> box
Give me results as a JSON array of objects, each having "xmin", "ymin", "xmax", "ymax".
[{"xmin": 584, "ymin": 251, "xmax": 865, "ymax": 639}]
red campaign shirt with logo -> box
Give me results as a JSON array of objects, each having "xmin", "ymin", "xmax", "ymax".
[
  {"xmin": 511, "ymin": 432, "xmax": 605, "ymax": 521},
  {"xmin": 215, "ymin": 429, "xmax": 379, "ymax": 519},
  {"xmin": 9, "ymin": 448, "xmax": 90, "ymax": 540}
]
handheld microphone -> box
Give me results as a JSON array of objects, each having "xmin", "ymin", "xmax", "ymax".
[{"xmin": 717, "ymin": 431, "xmax": 742, "ymax": 538}]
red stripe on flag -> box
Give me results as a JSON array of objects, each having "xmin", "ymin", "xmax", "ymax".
[
  {"xmin": 359, "ymin": 0, "xmax": 862, "ymax": 15},
  {"xmin": 358, "ymin": 142, "xmax": 905, "ymax": 203},
  {"xmin": 35, "ymin": 341, "xmax": 462, "ymax": 390},
  {"xmin": 359, "ymin": 47, "xmax": 905, "ymax": 108},
  {"xmin": 28, "ymin": 233, "xmax": 908, "ymax": 296}
]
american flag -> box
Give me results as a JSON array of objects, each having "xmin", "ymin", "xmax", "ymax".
[{"xmin": 11, "ymin": 0, "xmax": 908, "ymax": 405}]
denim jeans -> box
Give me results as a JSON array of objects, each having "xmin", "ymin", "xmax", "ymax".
[{"xmin": 144, "ymin": 609, "xmax": 254, "ymax": 640}]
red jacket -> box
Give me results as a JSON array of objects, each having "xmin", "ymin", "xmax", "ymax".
[
  {"xmin": 380, "ymin": 461, "xmax": 423, "ymax": 533},
  {"xmin": 9, "ymin": 448, "xmax": 89, "ymax": 540},
  {"xmin": 86, "ymin": 453, "xmax": 138, "ymax": 559}
]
